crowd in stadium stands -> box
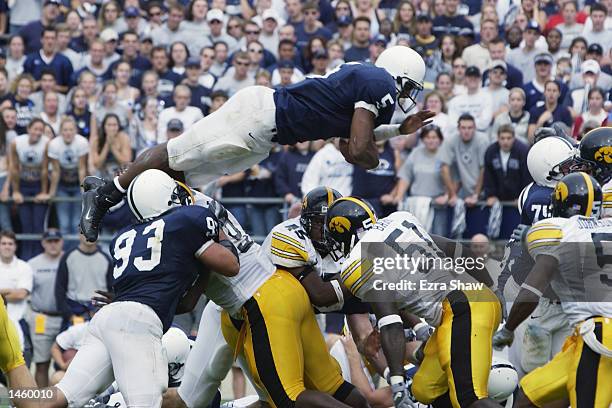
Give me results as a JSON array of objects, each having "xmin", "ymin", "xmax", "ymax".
[{"xmin": 0, "ymin": 0, "xmax": 610, "ymax": 388}]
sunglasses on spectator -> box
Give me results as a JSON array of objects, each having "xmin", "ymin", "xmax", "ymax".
[{"xmin": 245, "ymin": 30, "xmax": 261, "ymax": 35}]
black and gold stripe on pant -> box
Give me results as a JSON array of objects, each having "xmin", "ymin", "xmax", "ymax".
[
  {"xmin": 576, "ymin": 321, "xmax": 603, "ymax": 408},
  {"xmin": 447, "ymin": 290, "xmax": 479, "ymax": 408},
  {"xmin": 244, "ymin": 297, "xmax": 295, "ymax": 408}
]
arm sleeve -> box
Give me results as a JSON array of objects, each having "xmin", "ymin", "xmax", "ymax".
[
  {"xmin": 526, "ymin": 221, "xmax": 563, "ymax": 261},
  {"xmin": 483, "ymin": 149, "xmax": 497, "ymax": 198},
  {"xmin": 397, "ymin": 153, "xmax": 414, "ymax": 183},
  {"xmin": 17, "ymin": 262, "xmax": 33, "ymax": 292},
  {"xmin": 354, "ymin": 70, "xmax": 397, "ymax": 121},
  {"xmin": 46, "ymin": 140, "xmax": 59, "ymax": 160},
  {"xmin": 55, "ymin": 254, "xmax": 71, "ymax": 318},
  {"xmin": 269, "ymin": 227, "xmax": 314, "ymax": 268}
]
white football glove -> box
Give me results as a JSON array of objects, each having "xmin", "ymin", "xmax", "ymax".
[
  {"xmin": 390, "ymin": 378, "xmax": 420, "ymax": 408},
  {"xmin": 413, "ymin": 322, "xmax": 434, "ymax": 342}
]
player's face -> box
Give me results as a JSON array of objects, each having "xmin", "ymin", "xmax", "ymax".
[{"xmin": 0, "ymin": 237, "xmax": 16, "ymax": 260}]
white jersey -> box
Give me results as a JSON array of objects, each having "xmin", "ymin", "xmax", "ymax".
[
  {"xmin": 601, "ymin": 180, "xmax": 612, "ymax": 218},
  {"xmin": 526, "ymin": 216, "xmax": 612, "ymax": 326},
  {"xmin": 14, "ymin": 134, "xmax": 50, "ymax": 184},
  {"xmin": 340, "ymin": 211, "xmax": 482, "ymax": 327},
  {"xmin": 260, "ymin": 217, "xmax": 341, "ymax": 277},
  {"xmin": 193, "ymin": 191, "xmax": 274, "ymax": 315},
  {"xmin": 46, "ymin": 135, "xmax": 89, "ymax": 185}
]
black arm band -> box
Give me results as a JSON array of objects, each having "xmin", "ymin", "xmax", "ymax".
[
  {"xmin": 297, "ymin": 265, "xmax": 314, "ymax": 282},
  {"xmin": 219, "ymin": 239, "xmax": 240, "ymax": 265}
]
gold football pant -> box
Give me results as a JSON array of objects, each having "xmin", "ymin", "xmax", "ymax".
[
  {"xmin": 521, "ymin": 316, "xmax": 612, "ymax": 407},
  {"xmin": 221, "ymin": 270, "xmax": 349, "ymax": 408},
  {"xmin": 412, "ymin": 289, "xmax": 502, "ymax": 407}
]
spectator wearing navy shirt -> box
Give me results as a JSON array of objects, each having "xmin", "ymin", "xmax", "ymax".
[
  {"xmin": 295, "ymin": 2, "xmax": 333, "ymax": 48},
  {"xmin": 432, "ymin": 0, "xmax": 473, "ymax": 38},
  {"xmin": 523, "ymin": 52, "xmax": 569, "ymax": 112},
  {"xmin": 68, "ymin": 16, "xmax": 99, "ymax": 54},
  {"xmin": 183, "ymin": 58, "xmax": 212, "ymax": 116},
  {"xmin": 66, "ymin": 87, "xmax": 92, "ymax": 139},
  {"xmin": 248, "ymin": 149, "xmax": 282, "ymax": 238},
  {"xmin": 113, "ymin": 31, "xmax": 153, "ymax": 88},
  {"xmin": 351, "ymin": 141, "xmax": 400, "ymax": 217},
  {"xmin": 148, "ymin": 46, "xmax": 183, "ymax": 101},
  {"xmin": 527, "ymin": 80, "xmax": 573, "ymax": 143},
  {"xmin": 482, "ymin": 38, "xmax": 523, "ymax": 90},
  {"xmin": 275, "ymin": 142, "xmax": 314, "ymax": 207},
  {"xmin": 10, "ymin": 74, "xmax": 37, "ymax": 135},
  {"xmin": 18, "ymin": 0, "xmax": 61, "ymax": 54},
  {"xmin": 344, "ymin": 17, "xmax": 372, "ymax": 62},
  {"xmin": 72, "ymin": 40, "xmax": 111, "ymax": 86},
  {"xmin": 23, "ymin": 27, "xmax": 74, "ymax": 94},
  {"xmin": 483, "ymin": 124, "xmax": 532, "ymax": 238}
]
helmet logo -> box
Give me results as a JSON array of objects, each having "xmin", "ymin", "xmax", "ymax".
[
  {"xmin": 554, "ymin": 181, "xmax": 569, "ymax": 202},
  {"xmin": 329, "ymin": 216, "xmax": 351, "ymax": 233},
  {"xmin": 302, "ymin": 197, "xmax": 307, "ymax": 210},
  {"xmin": 594, "ymin": 146, "xmax": 612, "ymax": 163}
]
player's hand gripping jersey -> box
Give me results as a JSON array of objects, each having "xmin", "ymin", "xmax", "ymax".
[{"xmin": 526, "ymin": 216, "xmax": 612, "ymax": 326}]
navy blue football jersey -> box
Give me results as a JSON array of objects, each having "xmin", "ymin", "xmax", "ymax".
[
  {"xmin": 518, "ymin": 182, "xmax": 554, "ymax": 225},
  {"xmin": 110, "ymin": 206, "xmax": 219, "ymax": 332},
  {"xmin": 273, "ymin": 62, "xmax": 397, "ymax": 145}
]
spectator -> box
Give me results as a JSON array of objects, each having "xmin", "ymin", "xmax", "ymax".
[
  {"xmin": 309, "ymin": 49, "xmax": 330, "ymax": 76},
  {"xmin": 248, "ymin": 148, "xmax": 282, "ymax": 237},
  {"xmin": 450, "ymin": 57, "xmax": 468, "ymax": 95},
  {"xmin": 423, "ymin": 90, "xmax": 453, "ymax": 137},
  {"xmin": 545, "ymin": 28, "xmax": 564, "ymax": 62},
  {"xmin": 431, "ymin": 34, "xmax": 459, "ymax": 76},
  {"xmin": 65, "ymin": 87, "xmax": 92, "ymax": 139},
  {"xmin": 9, "ymin": 118, "xmax": 50, "ymax": 260},
  {"xmin": 207, "ymin": 10, "xmax": 238, "ymax": 52},
  {"xmin": 183, "ymin": 57, "xmax": 212, "ymax": 116},
  {"xmin": 23, "ymin": 27, "xmax": 74, "ymax": 94},
  {"xmin": 484, "ymin": 60, "xmax": 510, "ymax": 123},
  {"xmin": 114, "ymin": 31, "xmax": 152, "ymax": 82},
  {"xmin": 39, "ymin": 91, "xmax": 62, "ymax": 136},
  {"xmin": 528, "ymin": 80, "xmax": 573, "ymax": 142},
  {"xmin": 74, "ymin": 71, "xmax": 98, "ymax": 111},
  {"xmin": 27, "ymin": 229, "xmax": 64, "ymax": 387},
  {"xmin": 169, "ymin": 41, "xmax": 190, "ymax": 77},
  {"xmin": 392, "ymin": 1, "xmax": 416, "ymax": 35},
  {"xmin": 461, "ymin": 19, "xmax": 497, "ymax": 72},
  {"xmin": 0, "ymin": 110, "xmax": 14, "ymax": 232},
  {"xmin": 147, "ymin": 2, "xmax": 165, "ymax": 33},
  {"xmin": 247, "ymin": 40, "xmax": 267, "ymax": 74},
  {"xmin": 46, "ymin": 118, "xmax": 89, "ymax": 237},
  {"xmin": 149, "ymin": 46, "xmax": 183, "ymax": 101},
  {"xmin": 275, "ymin": 60, "xmax": 297, "ymax": 87},
  {"xmin": 120, "ymin": 6, "xmax": 151, "ymax": 38},
  {"xmin": 352, "ymin": 141, "xmax": 400, "ymax": 217},
  {"xmin": 90, "ymin": 113, "xmax": 132, "ymax": 181},
  {"xmin": 569, "ymin": 60, "xmax": 603, "ymax": 115},
  {"xmin": 557, "ymin": 1, "xmax": 584, "ymax": 51},
  {"xmin": 133, "ymin": 97, "xmax": 160, "ymax": 155},
  {"xmin": 483, "ymin": 37, "xmax": 523, "ymax": 89},
  {"xmin": 483, "ymin": 124, "xmax": 531, "ymax": 209},
  {"xmin": 98, "ymin": 1, "xmax": 122, "ymax": 33},
  {"xmin": 396, "ymin": 125, "xmax": 448, "ymax": 236},
  {"xmin": 69, "ymin": 15, "xmax": 98, "ymax": 54},
  {"xmin": 113, "ymin": 61, "xmax": 140, "ymax": 112},
  {"xmin": 333, "ymin": 15, "xmax": 354, "ymax": 50},
  {"xmin": 345, "ymin": 17, "xmax": 372, "ymax": 62},
  {"xmin": 151, "ymin": 4, "xmax": 186, "ymax": 48},
  {"xmin": 18, "ymin": 0, "xmax": 61, "ymax": 54},
  {"xmin": 435, "ymin": 71, "xmax": 455, "ymax": 102},
  {"xmin": 6, "ymin": 35, "xmax": 26, "ymax": 83},
  {"xmin": 10, "ymin": 74, "xmax": 37, "ymax": 134},
  {"xmin": 213, "ymin": 51, "xmax": 256, "ymax": 96},
  {"xmin": 55, "ymin": 233, "xmax": 113, "ymax": 325},
  {"xmin": 326, "ymin": 40, "xmax": 345, "ymax": 70},
  {"xmin": 210, "ymin": 41, "xmax": 230, "ymax": 78},
  {"xmin": 569, "ymin": 43, "xmax": 612, "ymax": 91},
  {"xmin": 157, "ymin": 85, "xmax": 204, "ymax": 142},
  {"xmin": 582, "ymin": 4, "xmax": 611, "ymax": 55},
  {"xmin": 199, "ymin": 46, "xmax": 218, "ymax": 90},
  {"xmin": 491, "ymin": 87, "xmax": 530, "ymax": 145},
  {"xmin": 326, "ymin": 0, "xmax": 352, "ymax": 33},
  {"xmin": 411, "ymin": 13, "xmax": 438, "ymax": 60},
  {"xmin": 260, "ymin": 9, "xmax": 282, "ymax": 58},
  {"xmin": 165, "ymin": 119, "xmax": 185, "ymax": 142},
  {"xmin": 275, "ymin": 141, "xmax": 314, "ymax": 206},
  {"xmin": 256, "ymin": 70, "xmax": 273, "ymax": 87},
  {"xmin": 432, "ymin": 0, "xmax": 473, "ymax": 38},
  {"xmin": 440, "ymin": 114, "xmax": 489, "ymax": 229},
  {"xmin": 583, "ymin": 0, "xmax": 612, "ymax": 32},
  {"xmin": 30, "ymin": 70, "xmax": 68, "ymax": 115},
  {"xmin": 447, "ymin": 66, "xmax": 493, "ymax": 137},
  {"xmin": 506, "ymin": 21, "xmax": 545, "ymax": 84},
  {"xmin": 74, "ymin": 39, "xmax": 110, "ymax": 85},
  {"xmin": 0, "ymin": 230, "xmax": 33, "ymax": 359},
  {"xmin": 504, "ymin": 25, "xmax": 523, "ymax": 50},
  {"xmin": 9, "ymin": 0, "xmax": 42, "ymax": 35},
  {"xmin": 296, "ymin": 2, "xmax": 333, "ymax": 47},
  {"xmin": 572, "ymin": 87, "xmax": 608, "ymax": 138},
  {"xmin": 301, "ymin": 139, "xmax": 353, "ymax": 197},
  {"xmin": 93, "ymin": 81, "xmax": 130, "ymax": 130},
  {"xmin": 523, "ymin": 52, "xmax": 569, "ymax": 112},
  {"xmin": 99, "ymin": 28, "xmax": 120, "ymax": 69}
]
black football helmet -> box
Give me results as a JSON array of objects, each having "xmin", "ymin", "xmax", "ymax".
[
  {"xmin": 571, "ymin": 127, "xmax": 612, "ymax": 185},
  {"xmin": 324, "ymin": 197, "xmax": 378, "ymax": 260},
  {"xmin": 551, "ymin": 172, "xmax": 602, "ymax": 218},
  {"xmin": 300, "ymin": 187, "xmax": 342, "ymax": 252}
]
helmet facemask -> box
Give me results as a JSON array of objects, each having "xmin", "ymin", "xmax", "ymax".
[
  {"xmin": 549, "ymin": 156, "xmax": 577, "ymax": 183},
  {"xmin": 170, "ymin": 181, "xmax": 195, "ymax": 207},
  {"xmin": 571, "ymin": 156, "xmax": 612, "ymax": 185},
  {"xmin": 300, "ymin": 213, "xmax": 330, "ymax": 254},
  {"xmin": 396, "ymin": 76, "xmax": 423, "ymax": 114}
]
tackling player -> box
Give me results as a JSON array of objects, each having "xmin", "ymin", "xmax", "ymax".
[
  {"xmin": 80, "ymin": 46, "xmax": 435, "ymax": 243},
  {"xmin": 493, "ymin": 172, "xmax": 611, "ymax": 407},
  {"xmin": 324, "ymin": 197, "xmax": 500, "ymax": 408}
]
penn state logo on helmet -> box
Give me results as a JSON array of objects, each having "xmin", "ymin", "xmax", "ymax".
[
  {"xmin": 324, "ymin": 197, "xmax": 377, "ymax": 260},
  {"xmin": 551, "ymin": 172, "xmax": 602, "ymax": 218}
]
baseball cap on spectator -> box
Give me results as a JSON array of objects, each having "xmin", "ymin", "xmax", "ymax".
[
  {"xmin": 186, "ymin": 57, "xmax": 201, "ymax": 69},
  {"xmin": 525, "ymin": 20, "xmax": 540, "ymax": 33},
  {"xmin": 465, "ymin": 66, "xmax": 481, "ymax": 77},
  {"xmin": 416, "ymin": 13, "xmax": 431, "ymax": 23},
  {"xmin": 337, "ymin": 15, "xmax": 352, "ymax": 27},
  {"xmin": 125, "ymin": 6, "xmax": 140, "ymax": 18},
  {"xmin": 167, "ymin": 119, "xmax": 184, "ymax": 132},
  {"xmin": 44, "ymin": 0, "xmax": 61, "ymax": 6},
  {"xmin": 100, "ymin": 28, "xmax": 119, "ymax": 43},
  {"xmin": 43, "ymin": 230, "xmax": 62, "ymax": 241},
  {"xmin": 312, "ymin": 49, "xmax": 328, "ymax": 59},
  {"xmin": 458, "ymin": 27, "xmax": 474, "ymax": 37},
  {"xmin": 371, "ymin": 34, "xmax": 387, "ymax": 46},
  {"xmin": 587, "ymin": 43, "xmax": 603, "ymax": 56},
  {"xmin": 142, "ymin": 35, "xmax": 153, "ymax": 44},
  {"xmin": 534, "ymin": 52, "xmax": 553, "ymax": 65},
  {"xmin": 278, "ymin": 60, "xmax": 295, "ymax": 69},
  {"xmin": 581, "ymin": 60, "xmax": 600, "ymax": 75},
  {"xmin": 262, "ymin": 9, "xmax": 281, "ymax": 23},
  {"xmin": 488, "ymin": 59, "xmax": 507, "ymax": 72},
  {"xmin": 207, "ymin": 9, "xmax": 224, "ymax": 23}
]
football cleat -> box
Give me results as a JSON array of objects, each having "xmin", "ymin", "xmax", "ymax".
[{"xmin": 82, "ymin": 176, "xmax": 106, "ymax": 192}]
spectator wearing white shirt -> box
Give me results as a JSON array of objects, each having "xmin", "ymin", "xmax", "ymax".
[
  {"xmin": 0, "ymin": 230, "xmax": 33, "ymax": 356},
  {"xmin": 484, "ymin": 60, "xmax": 510, "ymax": 125},
  {"xmin": 583, "ymin": 0, "xmax": 612, "ymax": 32},
  {"xmin": 557, "ymin": 1, "xmax": 584, "ymax": 51},
  {"xmin": 461, "ymin": 19, "xmax": 498, "ymax": 73},
  {"xmin": 301, "ymin": 139, "xmax": 353, "ymax": 197},
  {"xmin": 5, "ymin": 35, "xmax": 26, "ymax": 83},
  {"xmin": 157, "ymin": 85, "xmax": 204, "ymax": 142},
  {"xmin": 507, "ymin": 20, "xmax": 546, "ymax": 84},
  {"xmin": 206, "ymin": 9, "xmax": 238, "ymax": 52},
  {"xmin": 582, "ymin": 3, "xmax": 612, "ymax": 55},
  {"xmin": 447, "ymin": 65, "xmax": 493, "ymax": 137},
  {"xmin": 259, "ymin": 9, "xmax": 282, "ymax": 58},
  {"xmin": 151, "ymin": 4, "xmax": 186, "ymax": 48},
  {"xmin": 213, "ymin": 51, "xmax": 256, "ymax": 97}
]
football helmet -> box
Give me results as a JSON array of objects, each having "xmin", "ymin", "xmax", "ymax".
[
  {"xmin": 571, "ymin": 127, "xmax": 612, "ymax": 185},
  {"xmin": 162, "ymin": 327, "xmax": 191, "ymax": 387},
  {"xmin": 375, "ymin": 46, "xmax": 425, "ymax": 113},
  {"xmin": 527, "ymin": 136, "xmax": 576, "ymax": 188},
  {"xmin": 126, "ymin": 169, "xmax": 194, "ymax": 221},
  {"xmin": 488, "ymin": 357, "xmax": 518, "ymax": 407},
  {"xmin": 551, "ymin": 172, "xmax": 602, "ymax": 218},
  {"xmin": 301, "ymin": 187, "xmax": 342, "ymax": 252},
  {"xmin": 324, "ymin": 197, "xmax": 377, "ymax": 260}
]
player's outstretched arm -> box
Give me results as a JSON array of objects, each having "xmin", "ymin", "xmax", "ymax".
[{"xmin": 345, "ymin": 109, "xmax": 379, "ymax": 170}]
